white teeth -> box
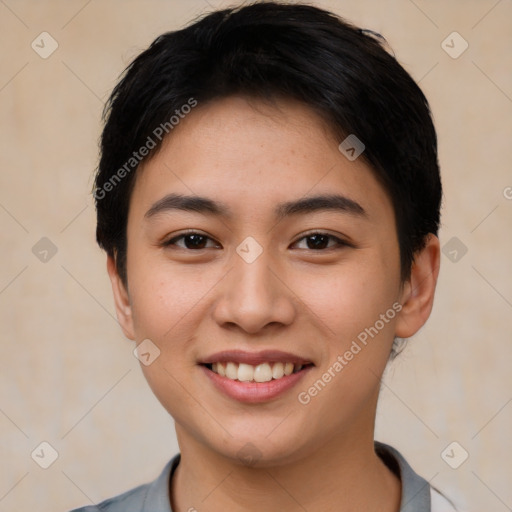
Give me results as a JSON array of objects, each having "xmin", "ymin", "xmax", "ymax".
[
  {"xmin": 254, "ymin": 363, "xmax": 272, "ymax": 383},
  {"xmin": 209, "ymin": 361, "xmax": 307, "ymax": 382},
  {"xmin": 238, "ymin": 363, "xmax": 254, "ymax": 382},
  {"xmin": 217, "ymin": 362, "xmax": 226, "ymax": 377},
  {"xmin": 272, "ymin": 362, "xmax": 284, "ymax": 379},
  {"xmin": 284, "ymin": 362, "xmax": 294, "ymax": 376},
  {"xmin": 225, "ymin": 362, "xmax": 238, "ymax": 380}
]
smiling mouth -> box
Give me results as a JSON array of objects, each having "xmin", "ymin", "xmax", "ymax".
[{"xmin": 203, "ymin": 361, "xmax": 313, "ymax": 383}]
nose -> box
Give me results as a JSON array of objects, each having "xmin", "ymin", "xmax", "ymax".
[{"xmin": 212, "ymin": 248, "xmax": 296, "ymax": 334}]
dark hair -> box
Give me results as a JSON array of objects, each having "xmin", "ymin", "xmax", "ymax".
[{"xmin": 94, "ymin": 0, "xmax": 442, "ymax": 286}]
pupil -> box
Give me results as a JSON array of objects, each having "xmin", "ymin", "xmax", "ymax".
[
  {"xmin": 308, "ymin": 234, "xmax": 328, "ymax": 250},
  {"xmin": 186, "ymin": 234, "xmax": 206, "ymax": 249}
]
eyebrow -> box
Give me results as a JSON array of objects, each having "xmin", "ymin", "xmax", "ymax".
[{"xmin": 144, "ymin": 193, "xmax": 367, "ymax": 221}]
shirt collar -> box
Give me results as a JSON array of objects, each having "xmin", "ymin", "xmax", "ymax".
[
  {"xmin": 375, "ymin": 441, "xmax": 431, "ymax": 512},
  {"xmin": 141, "ymin": 454, "xmax": 179, "ymax": 512}
]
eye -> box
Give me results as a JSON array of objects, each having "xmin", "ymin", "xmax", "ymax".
[
  {"xmin": 292, "ymin": 232, "xmax": 350, "ymax": 250},
  {"xmin": 163, "ymin": 230, "xmax": 350, "ymax": 251},
  {"xmin": 163, "ymin": 231, "xmax": 220, "ymax": 250}
]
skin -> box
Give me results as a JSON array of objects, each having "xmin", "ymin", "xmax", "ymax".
[{"xmin": 107, "ymin": 95, "xmax": 440, "ymax": 512}]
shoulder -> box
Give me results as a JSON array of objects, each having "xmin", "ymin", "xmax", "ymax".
[
  {"xmin": 69, "ymin": 482, "xmax": 149, "ymax": 511},
  {"xmin": 375, "ymin": 441, "xmax": 460, "ymax": 512},
  {"xmin": 68, "ymin": 454, "xmax": 180, "ymax": 512}
]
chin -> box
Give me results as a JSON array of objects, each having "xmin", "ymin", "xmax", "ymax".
[{"xmin": 208, "ymin": 426, "xmax": 314, "ymax": 468}]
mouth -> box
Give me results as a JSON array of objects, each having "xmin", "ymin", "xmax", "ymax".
[{"xmin": 199, "ymin": 350, "xmax": 314, "ymax": 403}]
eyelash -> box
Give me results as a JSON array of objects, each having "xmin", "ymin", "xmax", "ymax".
[{"xmin": 163, "ymin": 230, "xmax": 351, "ymax": 251}]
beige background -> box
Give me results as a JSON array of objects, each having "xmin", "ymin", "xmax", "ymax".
[{"xmin": 0, "ymin": 0, "xmax": 511, "ymax": 511}]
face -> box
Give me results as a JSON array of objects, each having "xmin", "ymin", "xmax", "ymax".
[{"xmin": 108, "ymin": 95, "xmax": 439, "ymax": 467}]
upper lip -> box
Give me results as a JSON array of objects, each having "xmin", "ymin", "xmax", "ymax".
[{"xmin": 199, "ymin": 350, "xmax": 313, "ymax": 366}]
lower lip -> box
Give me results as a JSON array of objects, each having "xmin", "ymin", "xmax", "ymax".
[{"xmin": 201, "ymin": 365, "xmax": 313, "ymax": 404}]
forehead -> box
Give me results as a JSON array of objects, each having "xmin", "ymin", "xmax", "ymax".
[{"xmin": 130, "ymin": 95, "xmax": 394, "ymax": 224}]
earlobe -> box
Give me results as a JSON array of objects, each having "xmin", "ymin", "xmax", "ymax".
[
  {"xmin": 107, "ymin": 255, "xmax": 136, "ymax": 340},
  {"xmin": 395, "ymin": 234, "xmax": 441, "ymax": 339}
]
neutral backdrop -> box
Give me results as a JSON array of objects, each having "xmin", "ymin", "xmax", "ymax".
[{"xmin": 1, "ymin": 1, "xmax": 511, "ymax": 511}]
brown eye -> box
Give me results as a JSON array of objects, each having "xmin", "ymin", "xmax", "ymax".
[
  {"xmin": 293, "ymin": 232, "xmax": 348, "ymax": 251},
  {"xmin": 165, "ymin": 232, "xmax": 219, "ymax": 250}
]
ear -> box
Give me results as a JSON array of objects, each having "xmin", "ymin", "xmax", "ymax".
[
  {"xmin": 107, "ymin": 255, "xmax": 136, "ymax": 340},
  {"xmin": 395, "ymin": 234, "xmax": 441, "ymax": 338}
]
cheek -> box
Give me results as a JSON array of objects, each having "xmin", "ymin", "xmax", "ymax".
[
  {"xmin": 295, "ymin": 272, "xmax": 400, "ymax": 430},
  {"xmin": 139, "ymin": 358, "xmax": 202, "ymax": 435},
  {"xmin": 127, "ymin": 259, "xmax": 212, "ymax": 340},
  {"xmin": 294, "ymin": 259, "xmax": 400, "ymax": 343}
]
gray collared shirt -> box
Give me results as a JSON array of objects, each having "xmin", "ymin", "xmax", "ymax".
[{"xmin": 70, "ymin": 442, "xmax": 456, "ymax": 511}]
